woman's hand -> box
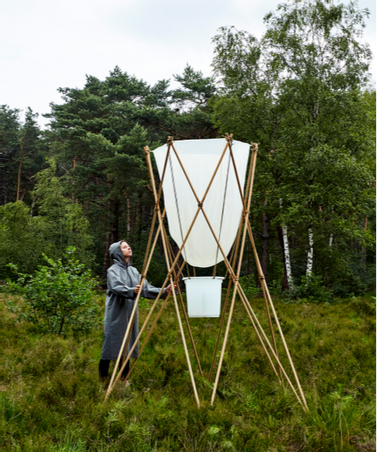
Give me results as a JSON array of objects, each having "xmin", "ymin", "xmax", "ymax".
[
  {"xmin": 165, "ymin": 283, "xmax": 177, "ymax": 294},
  {"xmin": 134, "ymin": 284, "xmax": 141, "ymax": 294}
]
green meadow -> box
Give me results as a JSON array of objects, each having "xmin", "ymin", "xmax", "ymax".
[{"xmin": 1, "ymin": 290, "xmax": 375, "ymax": 451}]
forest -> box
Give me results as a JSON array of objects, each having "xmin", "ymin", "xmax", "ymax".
[
  {"xmin": 1, "ymin": 1, "xmax": 375, "ymax": 298},
  {"xmin": 1, "ymin": 2, "xmax": 376, "ymax": 451}
]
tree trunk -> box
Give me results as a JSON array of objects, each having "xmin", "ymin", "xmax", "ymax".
[
  {"xmin": 277, "ymin": 226, "xmax": 289, "ymax": 291},
  {"xmin": 58, "ymin": 317, "xmax": 65, "ymax": 335},
  {"xmin": 329, "ymin": 234, "xmax": 333, "ymax": 249},
  {"xmin": 101, "ymin": 231, "xmax": 112, "ymax": 282},
  {"xmin": 30, "ymin": 194, "xmax": 38, "ymax": 218},
  {"xmin": 111, "ymin": 200, "xmax": 120, "ymax": 243},
  {"xmin": 4, "ymin": 165, "xmax": 8, "ymax": 204},
  {"xmin": 361, "ymin": 217, "xmax": 368, "ymax": 267},
  {"xmin": 279, "ymin": 199, "xmax": 294, "ymax": 290},
  {"xmin": 261, "ymin": 213, "xmax": 269, "ymax": 277},
  {"xmin": 102, "ymin": 199, "xmax": 120, "ymax": 284},
  {"xmin": 306, "ymin": 227, "xmax": 314, "ymax": 278},
  {"xmin": 20, "ymin": 187, "xmax": 28, "ymax": 201},
  {"xmin": 16, "ymin": 135, "xmax": 26, "ymax": 201}
]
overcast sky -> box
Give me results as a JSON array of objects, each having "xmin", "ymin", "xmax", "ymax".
[{"xmin": 1, "ymin": 0, "xmax": 375, "ymax": 127}]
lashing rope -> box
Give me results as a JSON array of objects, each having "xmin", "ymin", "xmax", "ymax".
[
  {"xmin": 213, "ymin": 149, "xmax": 232, "ymax": 278},
  {"xmin": 169, "ymin": 151, "xmax": 186, "ymax": 265}
]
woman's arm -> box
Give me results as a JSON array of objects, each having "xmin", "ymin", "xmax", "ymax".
[{"xmin": 138, "ymin": 280, "xmax": 176, "ymax": 299}]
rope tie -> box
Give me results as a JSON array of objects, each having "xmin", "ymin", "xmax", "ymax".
[
  {"xmin": 213, "ymin": 149, "xmax": 231, "ymax": 277},
  {"xmin": 169, "ymin": 151, "xmax": 185, "ymax": 261}
]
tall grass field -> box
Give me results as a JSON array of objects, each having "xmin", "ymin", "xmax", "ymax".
[{"xmin": 1, "ymin": 289, "xmax": 375, "ymax": 451}]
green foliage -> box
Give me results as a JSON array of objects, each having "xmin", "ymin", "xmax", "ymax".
[
  {"xmin": 32, "ymin": 159, "xmax": 94, "ymax": 262},
  {"xmin": 1, "ymin": 291, "xmax": 375, "ymax": 451},
  {"xmin": 230, "ymin": 275, "xmax": 260, "ymax": 300},
  {"xmin": 6, "ymin": 248, "xmax": 99, "ymax": 335},
  {"xmin": 211, "ymin": 0, "xmax": 375, "ymax": 292},
  {"xmin": 287, "ymin": 274, "xmax": 334, "ymax": 303},
  {"xmin": 42, "ymin": 65, "xmax": 218, "ymax": 282},
  {"xmin": 0, "ymin": 159, "xmax": 94, "ymax": 280},
  {"xmin": 0, "ymin": 201, "xmax": 43, "ymax": 279},
  {"xmin": 0, "ymin": 105, "xmax": 46, "ymax": 204}
]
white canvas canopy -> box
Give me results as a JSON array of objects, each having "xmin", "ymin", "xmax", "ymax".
[{"xmin": 153, "ymin": 138, "xmax": 250, "ymax": 268}]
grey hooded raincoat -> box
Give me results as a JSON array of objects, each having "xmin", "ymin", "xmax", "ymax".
[{"xmin": 101, "ymin": 241, "xmax": 166, "ymax": 360}]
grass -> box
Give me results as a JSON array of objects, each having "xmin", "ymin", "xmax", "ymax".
[{"xmin": 1, "ymin": 289, "xmax": 375, "ymax": 451}]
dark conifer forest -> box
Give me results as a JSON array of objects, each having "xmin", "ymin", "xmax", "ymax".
[{"xmin": 1, "ymin": 1, "xmax": 375, "ymax": 296}]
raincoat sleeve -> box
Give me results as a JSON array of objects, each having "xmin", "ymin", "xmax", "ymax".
[
  {"xmin": 107, "ymin": 267, "xmax": 136, "ymax": 298},
  {"xmin": 141, "ymin": 277, "xmax": 167, "ymax": 300}
]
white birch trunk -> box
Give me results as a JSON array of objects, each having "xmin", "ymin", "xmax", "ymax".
[
  {"xmin": 279, "ymin": 199, "xmax": 294, "ymax": 290},
  {"xmin": 329, "ymin": 234, "xmax": 333, "ymax": 250},
  {"xmin": 306, "ymin": 227, "xmax": 314, "ymax": 278}
]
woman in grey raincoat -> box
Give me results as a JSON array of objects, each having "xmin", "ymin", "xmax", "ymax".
[{"xmin": 99, "ymin": 240, "xmax": 174, "ymax": 382}]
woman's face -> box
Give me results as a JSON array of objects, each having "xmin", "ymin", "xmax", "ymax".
[{"xmin": 120, "ymin": 241, "xmax": 132, "ymax": 261}]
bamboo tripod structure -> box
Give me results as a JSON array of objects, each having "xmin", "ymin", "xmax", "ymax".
[{"xmin": 105, "ymin": 135, "xmax": 308, "ymax": 411}]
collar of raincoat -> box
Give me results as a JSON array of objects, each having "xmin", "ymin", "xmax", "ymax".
[{"xmin": 109, "ymin": 241, "xmax": 131, "ymax": 268}]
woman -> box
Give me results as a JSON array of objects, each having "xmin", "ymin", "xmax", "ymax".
[{"xmin": 99, "ymin": 240, "xmax": 174, "ymax": 383}]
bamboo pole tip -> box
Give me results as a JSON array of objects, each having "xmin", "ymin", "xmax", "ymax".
[
  {"xmin": 252, "ymin": 143, "xmax": 259, "ymax": 152},
  {"xmin": 144, "ymin": 146, "xmax": 151, "ymax": 155},
  {"xmin": 167, "ymin": 136, "xmax": 174, "ymax": 144}
]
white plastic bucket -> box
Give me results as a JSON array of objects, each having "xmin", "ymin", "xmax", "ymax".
[{"xmin": 183, "ymin": 277, "xmax": 224, "ymax": 318}]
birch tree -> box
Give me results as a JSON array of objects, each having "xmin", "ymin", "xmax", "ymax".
[{"xmin": 211, "ymin": 0, "xmax": 375, "ymax": 290}]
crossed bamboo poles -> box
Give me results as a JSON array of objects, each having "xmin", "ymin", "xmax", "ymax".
[{"xmin": 105, "ymin": 136, "xmax": 308, "ymax": 412}]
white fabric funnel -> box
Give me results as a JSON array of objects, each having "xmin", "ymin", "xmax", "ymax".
[{"xmin": 153, "ymin": 138, "xmax": 250, "ymax": 268}]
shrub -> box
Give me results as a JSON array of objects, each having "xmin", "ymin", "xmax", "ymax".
[
  {"xmin": 6, "ymin": 247, "xmax": 100, "ymax": 335},
  {"xmin": 289, "ymin": 274, "xmax": 334, "ymax": 303},
  {"xmin": 230, "ymin": 275, "xmax": 260, "ymax": 300}
]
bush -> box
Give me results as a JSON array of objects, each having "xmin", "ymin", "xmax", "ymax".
[
  {"xmin": 0, "ymin": 201, "xmax": 45, "ymax": 280},
  {"xmin": 6, "ymin": 247, "xmax": 100, "ymax": 335},
  {"xmin": 289, "ymin": 274, "xmax": 334, "ymax": 303},
  {"xmin": 229, "ymin": 275, "xmax": 260, "ymax": 300}
]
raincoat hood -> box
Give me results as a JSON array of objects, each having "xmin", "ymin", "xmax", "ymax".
[{"xmin": 109, "ymin": 241, "xmax": 130, "ymax": 268}]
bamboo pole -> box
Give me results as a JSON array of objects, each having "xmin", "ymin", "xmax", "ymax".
[
  {"xmin": 141, "ymin": 138, "xmax": 171, "ymax": 276},
  {"xmin": 170, "ymin": 275, "xmax": 200, "ymax": 407},
  {"xmin": 171, "ymin": 139, "xmax": 230, "ymax": 205},
  {"xmin": 210, "ymin": 145, "xmax": 258, "ymax": 405},
  {"xmin": 145, "ymin": 146, "xmax": 200, "ymax": 407},
  {"xmin": 258, "ymin": 266, "xmax": 282, "ymax": 381},
  {"xmin": 235, "ymin": 284, "xmax": 305, "ymax": 408},
  {"xmin": 235, "ymin": 285, "xmax": 282, "ymax": 384},
  {"xmin": 208, "ymin": 217, "xmax": 242, "ymax": 381},
  {"xmin": 206, "ymin": 144, "xmax": 305, "ymax": 408},
  {"xmin": 210, "ymin": 230, "xmax": 245, "ymax": 405},
  {"xmin": 227, "ymin": 140, "xmax": 246, "ymax": 209},
  {"xmin": 121, "ymin": 260, "xmax": 186, "ymax": 384},
  {"xmin": 164, "ymin": 228, "xmax": 203, "ymax": 375},
  {"xmin": 247, "ymin": 222, "xmax": 308, "ymax": 411},
  {"xmin": 209, "ymin": 142, "xmax": 254, "ymax": 380},
  {"xmin": 124, "ymin": 296, "xmax": 169, "ymax": 381}
]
